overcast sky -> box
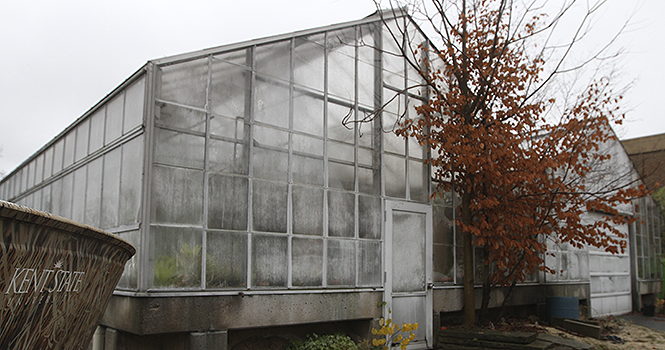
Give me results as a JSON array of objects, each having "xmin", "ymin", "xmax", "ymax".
[{"xmin": 1, "ymin": 0, "xmax": 663, "ymax": 176}]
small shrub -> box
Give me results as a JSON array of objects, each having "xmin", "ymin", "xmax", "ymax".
[{"xmin": 287, "ymin": 333, "xmax": 358, "ymax": 350}]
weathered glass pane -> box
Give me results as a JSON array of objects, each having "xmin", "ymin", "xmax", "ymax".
[
  {"xmin": 41, "ymin": 185, "xmax": 52, "ymax": 213},
  {"xmin": 252, "ymin": 147, "xmax": 288, "ymax": 182},
  {"xmin": 152, "ymin": 226, "xmax": 202, "ymax": 288},
  {"xmin": 328, "ymin": 101, "xmax": 355, "ymax": 143},
  {"xmin": 151, "ymin": 165, "xmax": 204, "ymax": 225},
  {"xmin": 329, "ymin": 141, "xmax": 354, "ymax": 162},
  {"xmin": 293, "ymin": 185, "xmax": 323, "ymax": 236},
  {"xmin": 105, "ymin": 94, "xmax": 124, "ymax": 145},
  {"xmin": 383, "ymin": 20, "xmax": 405, "ymax": 76},
  {"xmin": 117, "ymin": 230, "xmax": 139, "ymax": 289},
  {"xmin": 156, "ymin": 103, "xmax": 206, "ymax": 133},
  {"xmin": 119, "ymin": 136, "xmax": 144, "ymax": 225},
  {"xmin": 252, "ymin": 234, "xmax": 288, "ymax": 287},
  {"xmin": 327, "ymin": 239, "xmax": 356, "ymax": 286},
  {"xmin": 210, "ymin": 114, "xmax": 247, "ymax": 140},
  {"xmin": 209, "ymin": 138, "xmax": 249, "ymax": 175},
  {"xmin": 252, "ymin": 180, "xmax": 287, "ymax": 233},
  {"xmin": 52, "ymin": 139, "xmax": 64, "ymax": 174},
  {"xmin": 71, "ymin": 167, "xmax": 87, "ymax": 222},
  {"xmin": 358, "ymin": 24, "xmax": 378, "ymax": 64},
  {"xmin": 43, "ymin": 146, "xmax": 53, "ymax": 179},
  {"xmin": 393, "ymin": 211, "xmax": 425, "ymax": 292},
  {"xmin": 409, "ymin": 159, "xmax": 428, "ymax": 202},
  {"xmin": 359, "ymin": 240, "xmax": 381, "ymax": 286},
  {"xmin": 154, "ymin": 128, "xmax": 205, "ymax": 169},
  {"xmin": 84, "ymin": 158, "xmax": 103, "ymax": 227},
  {"xmin": 159, "ymin": 58, "xmax": 208, "ymax": 108},
  {"xmin": 211, "ymin": 58, "xmax": 248, "ymax": 120},
  {"xmin": 292, "ymin": 155, "xmax": 324, "ymax": 186},
  {"xmin": 255, "ymin": 40, "xmax": 291, "ymax": 82},
  {"xmin": 358, "ymin": 166, "xmax": 380, "ymax": 195},
  {"xmin": 88, "ymin": 108, "xmax": 105, "ymax": 154},
  {"xmin": 292, "ymin": 237, "xmax": 323, "ymax": 286},
  {"xmin": 58, "ymin": 173, "xmax": 73, "ymax": 219},
  {"xmin": 385, "ymin": 154, "xmax": 406, "ymax": 198},
  {"xmin": 293, "ymin": 134, "xmax": 323, "ymax": 157},
  {"xmin": 34, "ymin": 153, "xmax": 44, "ymax": 185},
  {"xmin": 383, "ymin": 112, "xmax": 406, "ymax": 155},
  {"xmin": 75, "ymin": 119, "xmax": 90, "ymax": 162},
  {"xmin": 328, "ymin": 190, "xmax": 354, "ymax": 237},
  {"xmin": 206, "ymin": 231, "xmax": 247, "ymax": 288},
  {"xmin": 358, "ymin": 60, "xmax": 376, "ymax": 107},
  {"xmin": 123, "ymin": 77, "xmax": 145, "ymax": 133},
  {"xmin": 359, "ymin": 195, "xmax": 381, "ymax": 239},
  {"xmin": 254, "ymin": 125, "xmax": 288, "ymax": 149},
  {"xmin": 294, "ymin": 38, "xmax": 324, "ymax": 92},
  {"xmin": 101, "ymin": 149, "xmax": 121, "ymax": 228},
  {"xmin": 328, "ymin": 50, "xmax": 355, "ymax": 102},
  {"xmin": 254, "ymin": 76, "xmax": 289, "ymax": 128},
  {"xmin": 25, "ymin": 162, "xmax": 34, "ymax": 189},
  {"xmin": 293, "ymin": 91, "xmax": 324, "ymax": 136},
  {"xmin": 63, "ymin": 131, "xmax": 76, "ymax": 169},
  {"xmin": 328, "ymin": 161, "xmax": 354, "ymax": 191},
  {"xmin": 213, "ymin": 49, "xmax": 250, "ymax": 67},
  {"xmin": 208, "ymin": 174, "xmax": 248, "ymax": 230}
]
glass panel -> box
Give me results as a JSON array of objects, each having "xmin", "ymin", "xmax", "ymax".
[
  {"xmin": 206, "ymin": 231, "xmax": 247, "ymax": 288},
  {"xmin": 63, "ymin": 131, "xmax": 76, "ymax": 169},
  {"xmin": 329, "ymin": 141, "xmax": 354, "ymax": 162},
  {"xmin": 292, "ymin": 237, "xmax": 323, "ymax": 286},
  {"xmin": 43, "ymin": 146, "xmax": 53, "ymax": 179},
  {"xmin": 254, "ymin": 125, "xmax": 288, "ymax": 149},
  {"xmin": 123, "ymin": 77, "xmax": 145, "ymax": 133},
  {"xmin": 293, "ymin": 92, "xmax": 324, "ymax": 137},
  {"xmin": 41, "ymin": 185, "xmax": 52, "ymax": 213},
  {"xmin": 383, "ymin": 111, "xmax": 406, "ymax": 155},
  {"xmin": 119, "ymin": 136, "xmax": 144, "ymax": 225},
  {"xmin": 25, "ymin": 162, "xmax": 34, "ymax": 189},
  {"xmin": 85, "ymin": 158, "xmax": 103, "ymax": 227},
  {"xmin": 213, "ymin": 49, "xmax": 250, "ymax": 67},
  {"xmin": 101, "ymin": 149, "xmax": 121, "ymax": 228},
  {"xmin": 358, "ymin": 24, "xmax": 378, "ymax": 64},
  {"xmin": 34, "ymin": 153, "xmax": 44, "ymax": 185},
  {"xmin": 75, "ymin": 119, "xmax": 90, "ymax": 162},
  {"xmin": 358, "ymin": 165, "xmax": 380, "ymax": 195},
  {"xmin": 328, "ymin": 51, "xmax": 355, "ymax": 102},
  {"xmin": 383, "ymin": 20, "xmax": 405, "ymax": 76},
  {"xmin": 209, "ymin": 137, "xmax": 249, "ymax": 175},
  {"xmin": 358, "ymin": 60, "xmax": 376, "ymax": 107},
  {"xmin": 294, "ymin": 37, "xmax": 324, "ymax": 91},
  {"xmin": 393, "ymin": 211, "xmax": 425, "ymax": 292},
  {"xmin": 156, "ymin": 103, "xmax": 206, "ymax": 133},
  {"xmin": 255, "ymin": 40, "xmax": 291, "ymax": 82},
  {"xmin": 408, "ymin": 129, "xmax": 426, "ymax": 159},
  {"xmin": 71, "ymin": 166, "xmax": 87, "ymax": 223},
  {"xmin": 252, "ymin": 234, "xmax": 288, "ymax": 287},
  {"xmin": 159, "ymin": 58, "xmax": 208, "ymax": 108},
  {"xmin": 293, "ymin": 134, "xmax": 323, "ymax": 157},
  {"xmin": 211, "ymin": 58, "xmax": 248, "ymax": 120},
  {"xmin": 328, "ymin": 102, "xmax": 355, "ymax": 143},
  {"xmin": 152, "ymin": 226, "xmax": 202, "ymax": 288},
  {"xmin": 292, "ymin": 185, "xmax": 323, "ymax": 236},
  {"xmin": 252, "ymin": 180, "xmax": 287, "ymax": 233},
  {"xmin": 52, "ymin": 139, "xmax": 64, "ymax": 174},
  {"xmin": 409, "ymin": 159, "xmax": 428, "ymax": 202},
  {"xmin": 211, "ymin": 114, "xmax": 248, "ymax": 140},
  {"xmin": 328, "ymin": 190, "xmax": 354, "ymax": 237},
  {"xmin": 254, "ymin": 76, "xmax": 289, "ymax": 128},
  {"xmin": 359, "ymin": 240, "xmax": 381, "ymax": 286},
  {"xmin": 57, "ymin": 173, "xmax": 73, "ymax": 219},
  {"xmin": 328, "ymin": 161, "xmax": 354, "ymax": 191},
  {"xmin": 154, "ymin": 128, "xmax": 205, "ymax": 169},
  {"xmin": 358, "ymin": 195, "xmax": 381, "ymax": 239},
  {"xmin": 105, "ymin": 94, "xmax": 124, "ymax": 145},
  {"xmin": 385, "ymin": 154, "xmax": 406, "ymax": 198},
  {"xmin": 327, "ymin": 239, "xmax": 356, "ymax": 286},
  {"xmin": 208, "ymin": 174, "xmax": 248, "ymax": 231},
  {"xmin": 117, "ymin": 230, "xmax": 139, "ymax": 289},
  {"xmin": 252, "ymin": 147, "xmax": 288, "ymax": 182},
  {"xmin": 88, "ymin": 108, "xmax": 105, "ymax": 154},
  {"xmin": 151, "ymin": 165, "xmax": 204, "ymax": 225},
  {"xmin": 292, "ymin": 154, "xmax": 324, "ymax": 186}
]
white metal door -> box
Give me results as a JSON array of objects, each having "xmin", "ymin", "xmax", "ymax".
[{"xmin": 385, "ymin": 201, "xmax": 432, "ymax": 349}]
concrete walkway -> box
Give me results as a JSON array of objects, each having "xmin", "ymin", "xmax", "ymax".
[{"xmin": 620, "ymin": 314, "xmax": 665, "ymax": 332}]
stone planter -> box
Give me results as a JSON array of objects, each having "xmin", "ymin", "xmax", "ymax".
[{"xmin": 0, "ymin": 200, "xmax": 135, "ymax": 349}]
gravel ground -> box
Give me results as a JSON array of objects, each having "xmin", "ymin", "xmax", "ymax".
[{"xmin": 542, "ymin": 315, "xmax": 665, "ymax": 350}]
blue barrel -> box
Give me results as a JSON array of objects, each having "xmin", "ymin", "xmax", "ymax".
[{"xmin": 546, "ymin": 296, "xmax": 579, "ymax": 323}]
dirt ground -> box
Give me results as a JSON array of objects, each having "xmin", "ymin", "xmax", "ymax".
[{"xmin": 542, "ymin": 316, "xmax": 665, "ymax": 350}]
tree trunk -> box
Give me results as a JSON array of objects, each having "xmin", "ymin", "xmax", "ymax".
[
  {"xmin": 479, "ymin": 247, "xmax": 491, "ymax": 324},
  {"xmin": 461, "ymin": 190, "xmax": 475, "ymax": 326}
]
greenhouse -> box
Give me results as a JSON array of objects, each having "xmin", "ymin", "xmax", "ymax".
[{"xmin": 0, "ymin": 9, "xmax": 661, "ymax": 350}]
